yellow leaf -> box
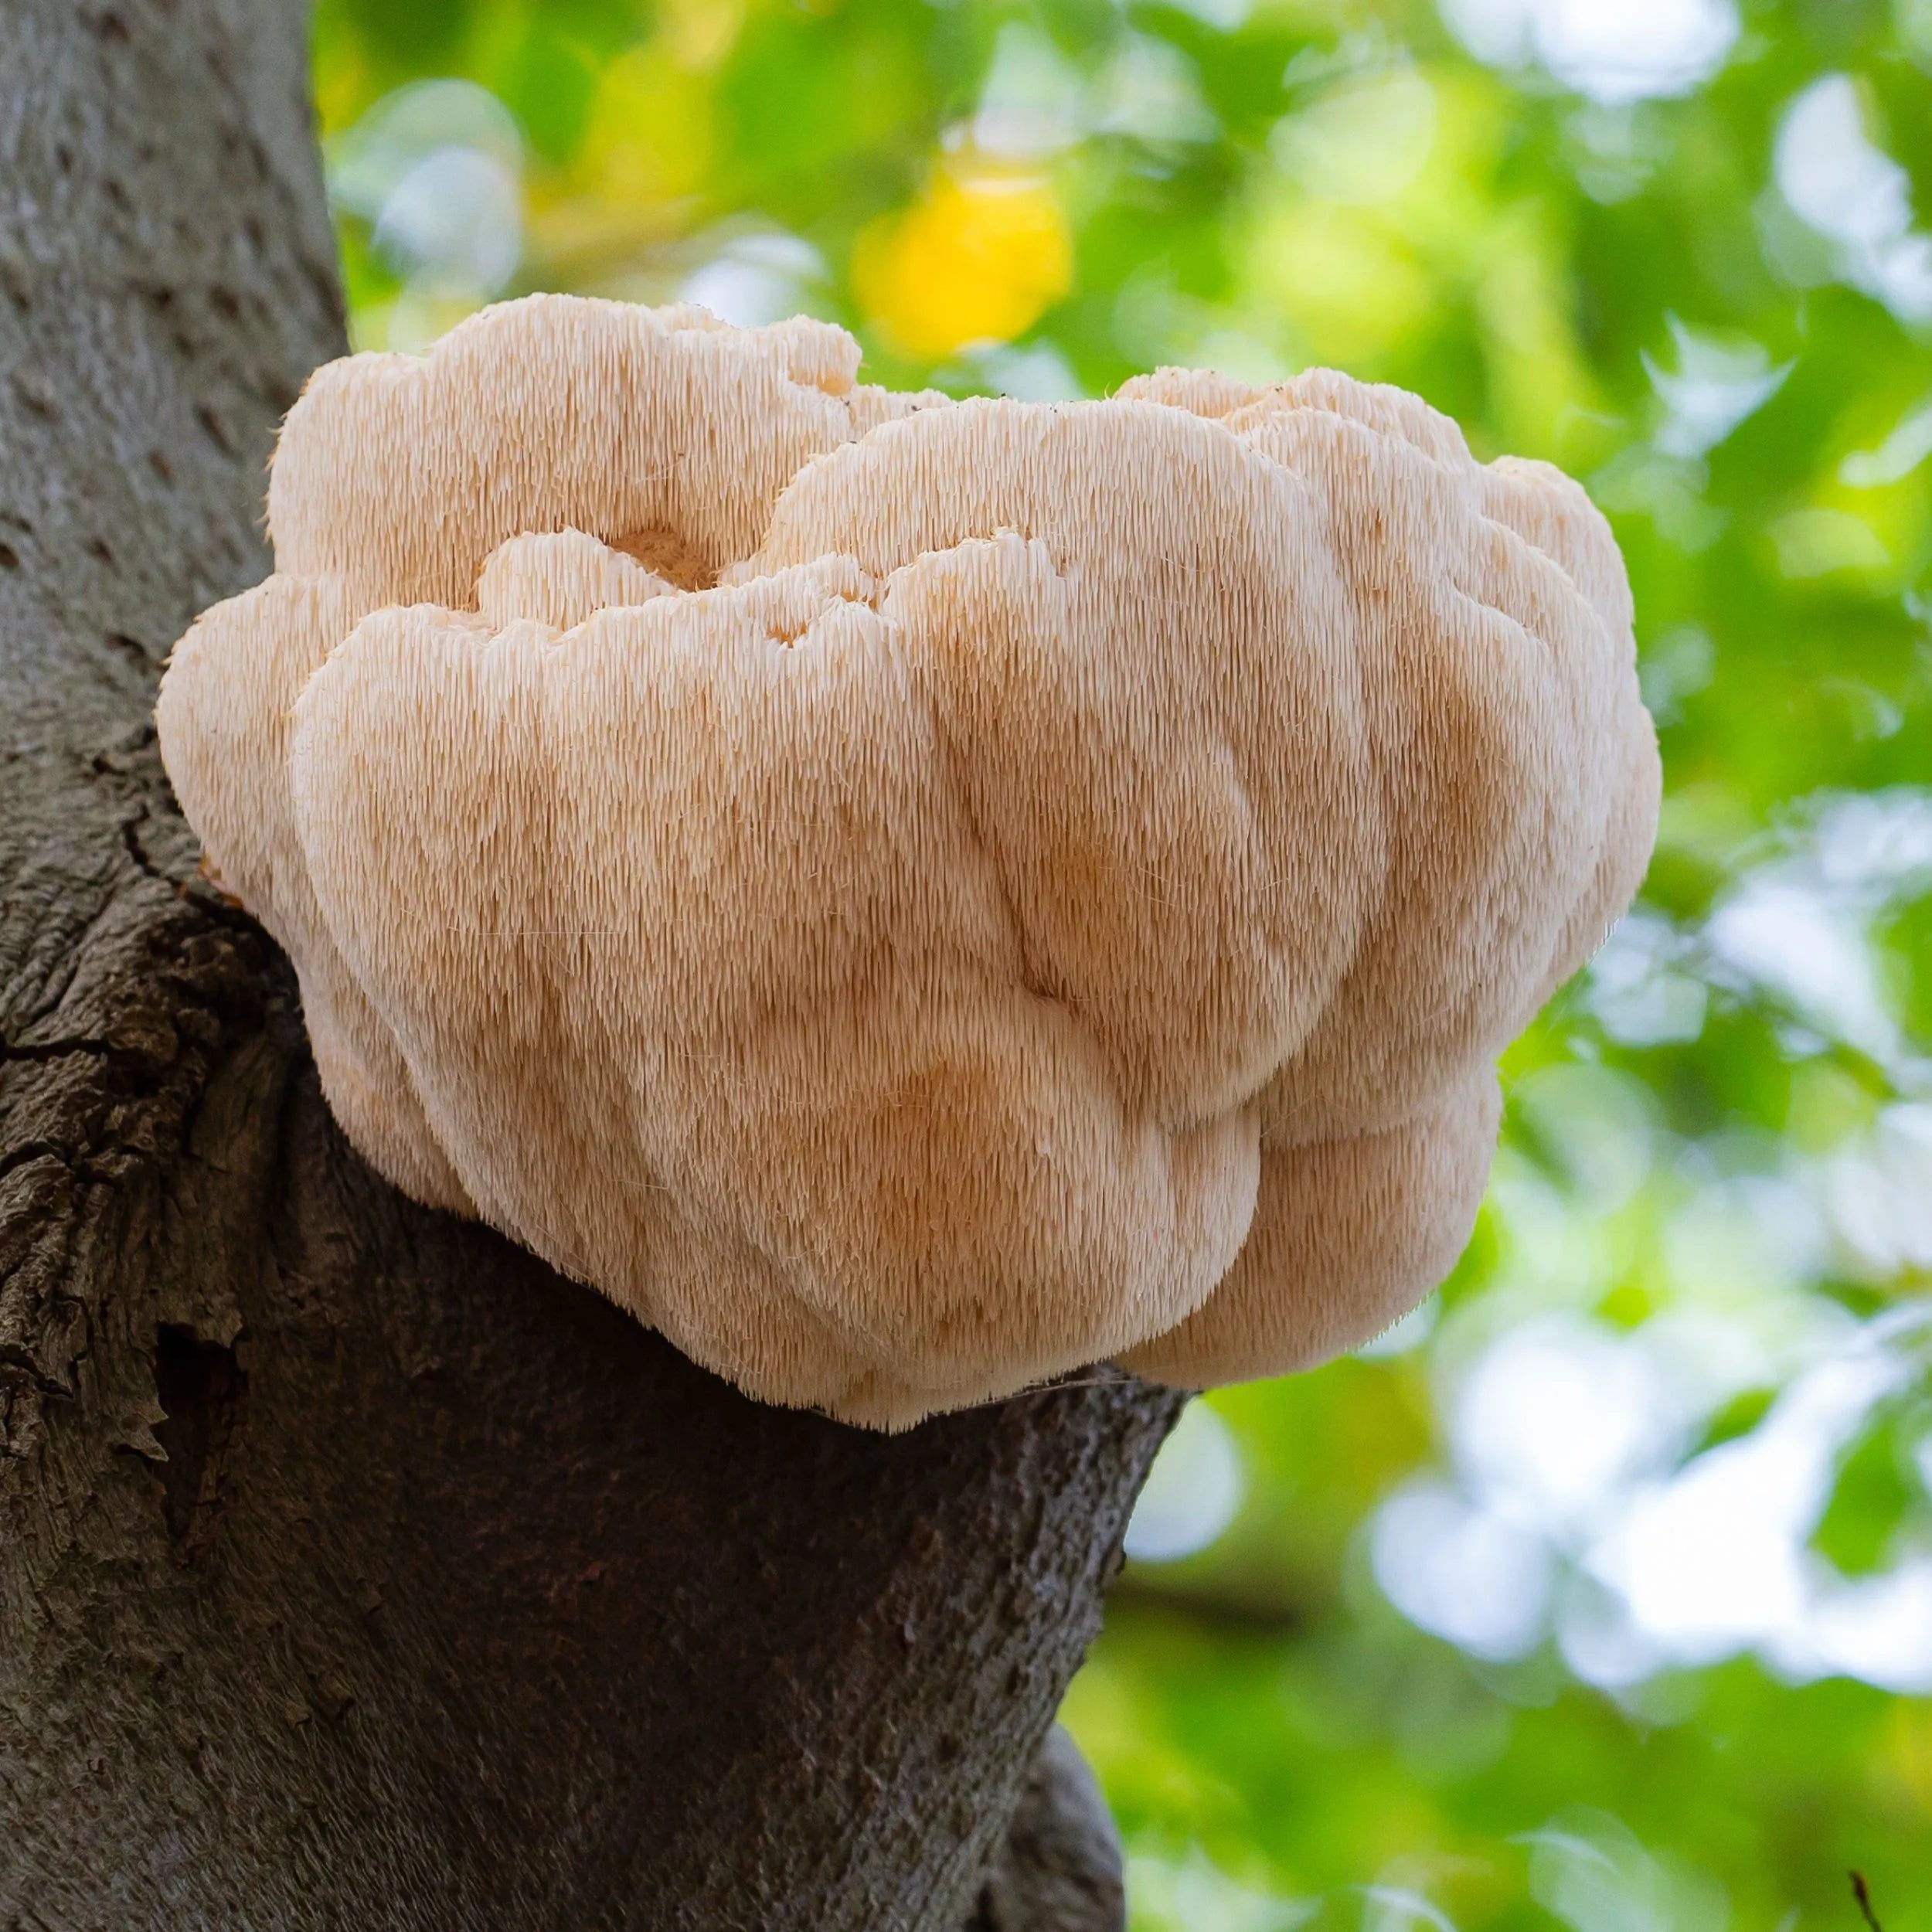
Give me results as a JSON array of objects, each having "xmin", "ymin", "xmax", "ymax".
[{"xmin": 855, "ymin": 167, "xmax": 1072, "ymax": 360}]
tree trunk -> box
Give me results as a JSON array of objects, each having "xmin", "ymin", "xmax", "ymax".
[{"xmin": 0, "ymin": 4, "xmax": 1179, "ymax": 1925}]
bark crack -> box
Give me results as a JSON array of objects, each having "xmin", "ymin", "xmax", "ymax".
[
  {"xmin": 149, "ymin": 1321, "xmax": 247, "ymax": 1562},
  {"xmin": 0, "ymin": 1036, "xmax": 114, "ymax": 1065}
]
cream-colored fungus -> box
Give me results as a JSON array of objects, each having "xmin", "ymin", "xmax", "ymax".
[{"xmin": 158, "ymin": 295, "xmax": 1658, "ymax": 1429}]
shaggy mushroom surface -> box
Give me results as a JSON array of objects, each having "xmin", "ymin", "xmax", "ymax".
[{"xmin": 156, "ymin": 295, "xmax": 1658, "ymax": 1430}]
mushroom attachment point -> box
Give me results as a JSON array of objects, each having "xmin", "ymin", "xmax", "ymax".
[{"xmin": 156, "ymin": 297, "xmax": 1660, "ymax": 1430}]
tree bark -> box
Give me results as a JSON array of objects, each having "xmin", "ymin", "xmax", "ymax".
[
  {"xmin": 968, "ymin": 1726, "xmax": 1128, "ymax": 1932},
  {"xmin": 0, "ymin": 3, "xmax": 1180, "ymax": 1925}
]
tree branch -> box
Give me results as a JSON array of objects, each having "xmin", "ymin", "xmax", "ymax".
[{"xmin": 0, "ymin": 3, "xmax": 1177, "ymax": 1925}]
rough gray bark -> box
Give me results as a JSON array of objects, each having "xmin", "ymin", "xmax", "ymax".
[
  {"xmin": 0, "ymin": 2, "xmax": 1181, "ymax": 1926},
  {"xmin": 968, "ymin": 1727, "xmax": 1127, "ymax": 1932}
]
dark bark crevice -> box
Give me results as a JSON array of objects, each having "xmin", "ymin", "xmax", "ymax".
[{"xmin": 0, "ymin": 2, "xmax": 1177, "ymax": 1925}]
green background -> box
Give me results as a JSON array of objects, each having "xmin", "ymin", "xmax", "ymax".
[{"xmin": 308, "ymin": 0, "xmax": 1932, "ymax": 1923}]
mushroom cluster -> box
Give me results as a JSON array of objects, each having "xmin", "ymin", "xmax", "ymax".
[{"xmin": 157, "ymin": 296, "xmax": 1658, "ymax": 1429}]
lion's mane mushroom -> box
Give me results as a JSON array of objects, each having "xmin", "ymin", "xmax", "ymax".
[{"xmin": 155, "ymin": 294, "xmax": 1659, "ymax": 1430}]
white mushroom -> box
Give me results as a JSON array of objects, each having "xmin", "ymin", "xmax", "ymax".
[{"xmin": 157, "ymin": 294, "xmax": 1658, "ymax": 1430}]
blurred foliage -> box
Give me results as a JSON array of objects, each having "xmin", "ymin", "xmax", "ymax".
[{"xmin": 309, "ymin": 0, "xmax": 1931, "ymax": 1925}]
